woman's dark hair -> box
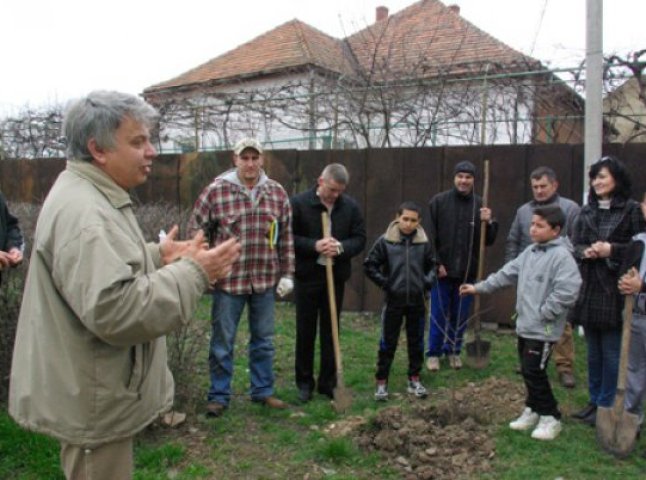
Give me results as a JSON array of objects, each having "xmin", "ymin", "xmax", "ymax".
[{"xmin": 587, "ymin": 155, "xmax": 632, "ymax": 203}]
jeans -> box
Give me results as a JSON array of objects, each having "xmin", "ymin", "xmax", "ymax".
[
  {"xmin": 585, "ymin": 327, "xmax": 622, "ymax": 408},
  {"xmin": 427, "ymin": 278, "xmax": 473, "ymax": 357},
  {"xmin": 208, "ymin": 289, "xmax": 276, "ymax": 405},
  {"xmin": 625, "ymin": 313, "xmax": 646, "ymax": 415}
]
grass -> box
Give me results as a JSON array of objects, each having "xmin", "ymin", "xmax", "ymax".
[{"xmin": 2, "ymin": 299, "xmax": 646, "ymax": 479}]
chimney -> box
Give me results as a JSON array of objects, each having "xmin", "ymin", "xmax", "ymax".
[
  {"xmin": 376, "ymin": 6, "xmax": 389, "ymax": 22},
  {"xmin": 448, "ymin": 4, "xmax": 460, "ymax": 15}
]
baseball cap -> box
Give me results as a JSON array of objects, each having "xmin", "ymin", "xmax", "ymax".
[{"xmin": 233, "ymin": 138, "xmax": 263, "ymax": 155}]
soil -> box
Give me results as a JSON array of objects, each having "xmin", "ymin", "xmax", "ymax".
[
  {"xmin": 326, "ymin": 376, "xmax": 526, "ymax": 479},
  {"xmin": 148, "ymin": 376, "xmax": 525, "ymax": 479}
]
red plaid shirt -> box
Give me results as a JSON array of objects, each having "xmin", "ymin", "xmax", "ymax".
[{"xmin": 189, "ymin": 170, "xmax": 294, "ymax": 295}]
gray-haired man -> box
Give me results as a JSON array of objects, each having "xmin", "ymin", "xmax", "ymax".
[
  {"xmin": 9, "ymin": 91, "xmax": 240, "ymax": 479},
  {"xmin": 290, "ymin": 163, "xmax": 366, "ymax": 402}
]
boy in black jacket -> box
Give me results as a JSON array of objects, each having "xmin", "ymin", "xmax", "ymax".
[{"xmin": 364, "ymin": 202, "xmax": 437, "ymax": 400}]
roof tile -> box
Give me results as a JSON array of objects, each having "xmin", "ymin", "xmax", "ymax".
[{"xmin": 145, "ymin": 0, "xmax": 539, "ymax": 93}]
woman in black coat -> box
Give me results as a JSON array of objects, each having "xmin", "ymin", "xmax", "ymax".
[{"xmin": 571, "ymin": 157, "xmax": 646, "ymax": 424}]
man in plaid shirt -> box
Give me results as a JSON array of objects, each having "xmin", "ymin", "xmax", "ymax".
[{"xmin": 189, "ymin": 138, "xmax": 294, "ymax": 417}]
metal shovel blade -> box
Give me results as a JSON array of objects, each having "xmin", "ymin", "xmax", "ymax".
[
  {"xmin": 465, "ymin": 338, "xmax": 491, "ymax": 369},
  {"xmin": 596, "ymin": 405, "xmax": 640, "ymax": 459},
  {"xmin": 332, "ymin": 385, "xmax": 353, "ymax": 414}
]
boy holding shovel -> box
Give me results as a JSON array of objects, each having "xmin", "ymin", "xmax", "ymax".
[{"xmin": 460, "ymin": 206, "xmax": 581, "ymax": 440}]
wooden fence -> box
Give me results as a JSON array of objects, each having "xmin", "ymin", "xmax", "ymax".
[{"xmin": 2, "ymin": 143, "xmax": 645, "ymax": 322}]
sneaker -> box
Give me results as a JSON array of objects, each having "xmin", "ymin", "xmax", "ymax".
[
  {"xmin": 531, "ymin": 415, "xmax": 562, "ymax": 440},
  {"xmin": 407, "ymin": 376, "xmax": 428, "ymax": 398},
  {"xmin": 374, "ymin": 381, "xmax": 389, "ymax": 401},
  {"xmin": 426, "ymin": 356, "xmax": 440, "ymax": 372},
  {"xmin": 509, "ymin": 407, "xmax": 539, "ymax": 431},
  {"xmin": 448, "ymin": 355, "xmax": 463, "ymax": 369}
]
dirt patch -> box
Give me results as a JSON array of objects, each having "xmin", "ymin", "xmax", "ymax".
[{"xmin": 351, "ymin": 377, "xmax": 525, "ymax": 479}]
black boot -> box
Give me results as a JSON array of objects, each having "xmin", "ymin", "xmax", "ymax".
[
  {"xmin": 571, "ymin": 403, "xmax": 597, "ymax": 420},
  {"xmin": 582, "ymin": 410, "xmax": 597, "ymax": 427}
]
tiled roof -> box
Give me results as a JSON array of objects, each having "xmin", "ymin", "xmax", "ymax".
[
  {"xmin": 346, "ymin": 0, "xmax": 539, "ymax": 80},
  {"xmin": 145, "ymin": 0, "xmax": 539, "ymax": 93},
  {"xmin": 146, "ymin": 20, "xmax": 353, "ymax": 92}
]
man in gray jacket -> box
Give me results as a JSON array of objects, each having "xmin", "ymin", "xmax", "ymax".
[
  {"xmin": 9, "ymin": 91, "xmax": 240, "ymax": 480},
  {"xmin": 505, "ymin": 166, "xmax": 580, "ymax": 388}
]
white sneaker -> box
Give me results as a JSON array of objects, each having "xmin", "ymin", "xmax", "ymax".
[
  {"xmin": 531, "ymin": 415, "xmax": 562, "ymax": 441},
  {"xmin": 448, "ymin": 355, "xmax": 463, "ymax": 369},
  {"xmin": 407, "ymin": 377, "xmax": 428, "ymax": 398},
  {"xmin": 509, "ymin": 407, "xmax": 539, "ymax": 431},
  {"xmin": 426, "ymin": 357, "xmax": 440, "ymax": 372},
  {"xmin": 374, "ymin": 381, "xmax": 388, "ymax": 401}
]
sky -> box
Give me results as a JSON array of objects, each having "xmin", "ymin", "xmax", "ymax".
[{"xmin": 1, "ymin": 0, "xmax": 644, "ymax": 115}]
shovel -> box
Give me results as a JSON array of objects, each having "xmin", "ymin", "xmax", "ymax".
[
  {"xmin": 596, "ymin": 295, "xmax": 640, "ymax": 458},
  {"xmin": 322, "ymin": 212, "xmax": 353, "ymax": 413},
  {"xmin": 465, "ymin": 160, "xmax": 491, "ymax": 369}
]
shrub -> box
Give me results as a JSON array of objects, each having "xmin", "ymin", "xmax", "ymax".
[
  {"xmin": 134, "ymin": 203, "xmax": 208, "ymax": 413},
  {"xmin": 1, "ymin": 201, "xmax": 205, "ymax": 410},
  {"xmin": 0, "ymin": 267, "xmax": 27, "ymax": 403}
]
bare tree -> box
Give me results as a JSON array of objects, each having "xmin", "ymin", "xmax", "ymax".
[
  {"xmin": 2, "ymin": 49, "xmax": 644, "ymax": 159},
  {"xmin": 0, "ymin": 105, "xmax": 66, "ymax": 159}
]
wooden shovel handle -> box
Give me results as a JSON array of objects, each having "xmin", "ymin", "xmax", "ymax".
[
  {"xmin": 472, "ymin": 159, "xmax": 490, "ymax": 332},
  {"xmin": 616, "ymin": 295, "xmax": 634, "ymax": 394},
  {"xmin": 322, "ymin": 212, "xmax": 345, "ymax": 383}
]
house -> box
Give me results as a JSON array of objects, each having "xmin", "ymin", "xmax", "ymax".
[
  {"xmin": 603, "ymin": 76, "xmax": 646, "ymax": 143},
  {"xmin": 143, "ymin": 0, "xmax": 584, "ymax": 152}
]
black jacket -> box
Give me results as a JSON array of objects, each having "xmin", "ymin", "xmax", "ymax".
[
  {"xmin": 428, "ymin": 187, "xmax": 498, "ymax": 282},
  {"xmin": 364, "ymin": 221, "xmax": 437, "ymax": 306},
  {"xmin": 572, "ymin": 197, "xmax": 645, "ymax": 330},
  {"xmin": 290, "ymin": 186, "xmax": 366, "ymax": 283},
  {"xmin": 0, "ymin": 191, "xmax": 24, "ymax": 285},
  {"xmin": 0, "ymin": 192, "xmax": 22, "ymax": 253}
]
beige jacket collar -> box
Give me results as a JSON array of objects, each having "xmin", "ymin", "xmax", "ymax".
[{"xmin": 66, "ymin": 160, "xmax": 133, "ymax": 209}]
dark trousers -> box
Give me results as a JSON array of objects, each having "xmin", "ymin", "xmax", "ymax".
[
  {"xmin": 294, "ymin": 279, "xmax": 345, "ymax": 395},
  {"xmin": 518, "ymin": 336, "xmax": 560, "ymax": 418},
  {"xmin": 376, "ymin": 303, "xmax": 426, "ymax": 381}
]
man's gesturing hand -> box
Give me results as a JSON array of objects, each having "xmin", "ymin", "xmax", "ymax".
[{"xmin": 193, "ymin": 237, "xmax": 241, "ymax": 283}]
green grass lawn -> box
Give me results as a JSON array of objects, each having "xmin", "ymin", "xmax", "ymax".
[{"xmin": 2, "ymin": 299, "xmax": 646, "ymax": 479}]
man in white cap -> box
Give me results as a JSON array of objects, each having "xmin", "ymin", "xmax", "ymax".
[{"xmin": 189, "ymin": 138, "xmax": 294, "ymax": 417}]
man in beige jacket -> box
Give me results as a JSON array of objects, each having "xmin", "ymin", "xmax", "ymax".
[{"xmin": 9, "ymin": 91, "xmax": 240, "ymax": 480}]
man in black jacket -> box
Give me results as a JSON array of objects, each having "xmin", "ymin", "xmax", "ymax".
[
  {"xmin": 290, "ymin": 163, "xmax": 366, "ymax": 402},
  {"xmin": 0, "ymin": 190, "xmax": 24, "ymax": 285},
  {"xmin": 426, "ymin": 161, "xmax": 498, "ymax": 371}
]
